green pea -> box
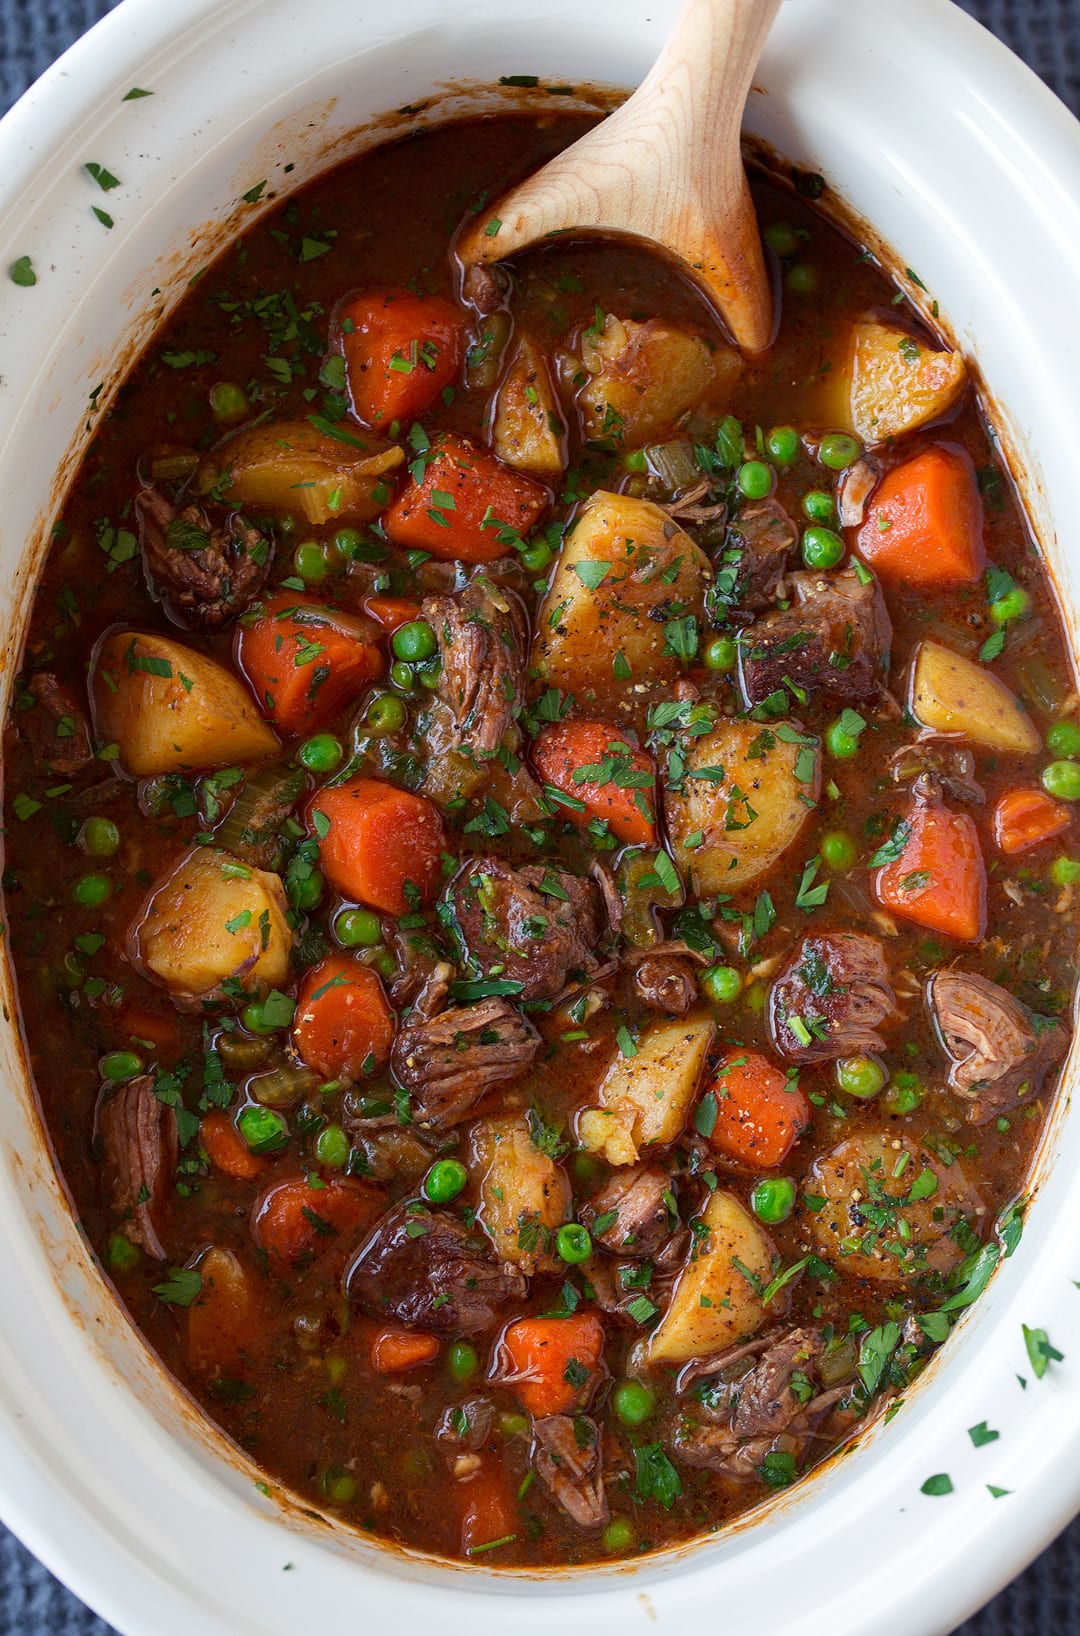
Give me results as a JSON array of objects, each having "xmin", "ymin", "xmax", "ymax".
[
  {"xmin": 416, "ymin": 662, "xmax": 442, "ymax": 690},
  {"xmin": 836, "ymin": 1054, "xmax": 887, "ymax": 1100},
  {"xmin": 572, "ymin": 1151, "xmax": 603, "ymax": 1188},
  {"xmin": 743, "ymin": 980, "xmax": 768, "ymax": 1015},
  {"xmin": 766, "ymin": 425, "xmax": 799, "ymax": 466},
  {"xmin": 556, "ymin": 1222, "xmax": 593, "ymax": 1264},
  {"xmin": 100, "ymin": 1050, "xmax": 143, "ymax": 1084},
  {"xmin": 238, "ymin": 1104, "xmax": 289, "ymax": 1154},
  {"xmin": 884, "ymin": 1073, "xmax": 922, "ymax": 1116},
  {"xmin": 1047, "ymin": 720, "xmax": 1080, "ymax": 757},
  {"xmin": 81, "ymin": 816, "xmax": 120, "ymax": 857},
  {"xmin": 208, "ymin": 380, "xmax": 248, "ymax": 425},
  {"xmin": 521, "ymin": 539, "xmax": 554, "ymax": 573},
  {"xmin": 990, "ymin": 586, "xmax": 1031, "ymax": 625},
  {"xmin": 602, "ymin": 1518, "xmax": 635, "ymax": 1554},
  {"xmin": 58, "ymin": 950, "xmax": 86, "ymax": 988},
  {"xmin": 702, "ymin": 964, "xmax": 741, "ymax": 1003},
  {"xmin": 802, "ymin": 525, "xmax": 845, "ymax": 570},
  {"xmin": 447, "ymin": 1340, "xmax": 479, "ymax": 1384},
  {"xmin": 802, "ymin": 489, "xmax": 836, "ymax": 524},
  {"xmin": 423, "ymin": 1158, "xmax": 469, "ymax": 1204},
  {"xmin": 611, "ymin": 1380, "xmax": 655, "ymax": 1426},
  {"xmin": 392, "ymin": 620, "xmax": 438, "ymax": 664},
  {"xmin": 1042, "ymin": 760, "xmax": 1080, "ymax": 802},
  {"xmin": 819, "ymin": 433, "xmax": 861, "ymax": 471},
  {"xmin": 366, "ymin": 948, "xmax": 396, "ymax": 980},
  {"xmin": 298, "ymin": 733, "xmax": 343, "ymax": 774},
  {"xmin": 293, "ymin": 539, "xmax": 331, "ymax": 583},
  {"xmin": 365, "ymin": 692, "xmax": 407, "ymax": 735},
  {"xmin": 73, "ymin": 872, "xmax": 112, "ymax": 907},
  {"xmin": 335, "ymin": 907, "xmax": 382, "ymax": 947},
  {"xmin": 703, "ymin": 635, "xmax": 737, "ymax": 672},
  {"xmin": 786, "ymin": 262, "xmax": 818, "ymax": 293},
  {"xmin": 826, "ymin": 718, "xmax": 860, "ymax": 759},
  {"xmin": 499, "ymin": 1412, "xmax": 530, "ymax": 1441},
  {"xmin": 241, "ymin": 1000, "xmax": 280, "ymax": 1036},
  {"xmin": 107, "ymin": 1233, "xmax": 141, "ymax": 1274},
  {"xmin": 1051, "ymin": 856, "xmax": 1080, "ymax": 886},
  {"xmin": 315, "ymin": 1123, "xmax": 350, "ymax": 1169},
  {"xmin": 321, "ymin": 1468, "xmax": 357, "ymax": 1504},
  {"xmin": 750, "ymin": 1176, "xmax": 796, "ymax": 1224},
  {"xmin": 389, "ymin": 660, "xmax": 415, "ymax": 692},
  {"xmin": 736, "ymin": 460, "xmax": 773, "ymax": 500},
  {"xmin": 821, "ymin": 830, "xmax": 857, "ymax": 871},
  {"xmin": 764, "ymin": 222, "xmax": 799, "ymax": 257},
  {"xmin": 293, "ymin": 869, "xmax": 324, "ymax": 912},
  {"xmin": 332, "ymin": 526, "xmax": 365, "ymax": 560}
]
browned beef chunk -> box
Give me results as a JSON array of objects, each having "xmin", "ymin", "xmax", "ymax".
[
  {"xmin": 926, "ymin": 969, "xmax": 1066, "ymax": 1124},
  {"xmin": 136, "ymin": 486, "xmax": 270, "ymax": 628},
  {"xmin": 419, "ymin": 578, "xmax": 527, "ymax": 763},
  {"xmin": 836, "ymin": 456, "xmax": 882, "ymax": 528},
  {"xmin": 532, "ymin": 1415, "xmax": 609, "ymax": 1530},
  {"xmin": 738, "ymin": 564, "xmax": 892, "ymax": 710},
  {"xmin": 729, "ymin": 1327, "xmax": 824, "ymax": 1438},
  {"xmin": 98, "ymin": 1076, "xmax": 177, "ymax": 1260},
  {"xmin": 345, "ymin": 1201, "xmax": 526, "ymax": 1334},
  {"xmin": 632, "ymin": 952, "xmax": 698, "ymax": 1015},
  {"xmin": 768, "ymin": 933, "xmax": 895, "ymax": 1064},
  {"xmin": 391, "ymin": 996, "xmax": 541, "ymax": 1128},
  {"xmin": 19, "ymin": 672, "xmax": 94, "ymax": 774},
  {"xmin": 435, "ymin": 1397, "xmax": 495, "ymax": 1453},
  {"xmin": 581, "ymin": 1165, "xmax": 674, "ymax": 1260},
  {"xmin": 449, "ymin": 856, "xmax": 603, "ymax": 1002},
  {"xmin": 717, "ymin": 499, "xmax": 797, "ymax": 615}
]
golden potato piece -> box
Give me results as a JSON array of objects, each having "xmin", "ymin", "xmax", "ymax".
[
  {"xmin": 93, "ymin": 630, "xmax": 280, "ymax": 776},
  {"xmin": 187, "ymin": 1247, "xmax": 263, "ymax": 1376},
  {"xmin": 471, "ymin": 1112, "xmax": 570, "ymax": 1274},
  {"xmin": 195, "ymin": 418, "xmax": 403, "ymax": 526},
  {"xmin": 574, "ymin": 314, "xmax": 739, "ymax": 446},
  {"xmin": 577, "ymin": 1015, "xmax": 715, "ymax": 1166},
  {"xmin": 532, "ymin": 490, "xmax": 710, "ymax": 703},
  {"xmin": 911, "ymin": 640, "xmax": 1039, "ymax": 754},
  {"xmin": 133, "ymin": 846, "xmax": 292, "ymax": 1000},
  {"xmin": 848, "ymin": 319, "xmax": 967, "ymax": 444},
  {"xmin": 666, "ymin": 718, "xmax": 820, "ymax": 894},
  {"xmin": 492, "ymin": 336, "xmax": 565, "ymax": 479},
  {"xmin": 802, "ymin": 1131, "xmax": 980, "ymax": 1285},
  {"xmin": 644, "ymin": 1190, "xmax": 771, "ymax": 1365}
]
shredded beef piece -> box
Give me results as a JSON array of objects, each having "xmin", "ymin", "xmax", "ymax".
[
  {"xmin": 435, "ymin": 1397, "xmax": 495, "ymax": 1453},
  {"xmin": 20, "ymin": 672, "xmax": 94, "ymax": 774},
  {"xmin": 450, "ymin": 856, "xmax": 603, "ymax": 1002},
  {"xmin": 927, "ymin": 969, "xmax": 1066, "ymax": 1123},
  {"xmin": 717, "ymin": 498, "xmax": 798, "ymax": 615},
  {"xmin": 590, "ymin": 859, "xmax": 623, "ymax": 938},
  {"xmin": 462, "ymin": 262, "xmax": 509, "ymax": 315},
  {"xmin": 730, "ymin": 1327, "xmax": 824, "ymax": 1438},
  {"xmin": 889, "ymin": 741, "xmax": 984, "ymax": 806},
  {"xmin": 136, "ymin": 486, "xmax": 269, "ymax": 628},
  {"xmin": 532, "ymin": 1415, "xmax": 609, "ymax": 1529},
  {"xmin": 769, "ymin": 932, "xmax": 895, "ymax": 1064},
  {"xmin": 419, "ymin": 578, "xmax": 527, "ymax": 762},
  {"xmin": 98, "ymin": 1075, "xmax": 177, "ymax": 1260},
  {"xmin": 581, "ymin": 1165, "xmax": 674, "ymax": 1260},
  {"xmin": 836, "ymin": 456, "xmax": 882, "ymax": 528},
  {"xmin": 391, "ymin": 996, "xmax": 541, "ymax": 1128},
  {"xmin": 633, "ymin": 952, "xmax": 699, "ymax": 1015},
  {"xmin": 738, "ymin": 564, "xmax": 892, "ymax": 710},
  {"xmin": 345, "ymin": 1201, "xmax": 526, "ymax": 1334}
]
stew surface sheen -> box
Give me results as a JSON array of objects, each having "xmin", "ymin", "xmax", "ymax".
[{"xmin": 3, "ymin": 111, "xmax": 1077, "ymax": 1568}]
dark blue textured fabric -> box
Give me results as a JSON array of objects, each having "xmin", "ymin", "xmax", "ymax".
[{"xmin": 0, "ymin": 2, "xmax": 1076, "ymax": 1632}]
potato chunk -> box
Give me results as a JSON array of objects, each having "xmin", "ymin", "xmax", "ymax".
[
  {"xmin": 492, "ymin": 336, "xmax": 565, "ymax": 479},
  {"xmin": 471, "ymin": 1112, "xmax": 570, "ymax": 1273},
  {"xmin": 133, "ymin": 846, "xmax": 292, "ymax": 1000},
  {"xmin": 666, "ymin": 719, "xmax": 819, "ymax": 893},
  {"xmin": 848, "ymin": 319, "xmax": 967, "ymax": 444},
  {"xmin": 802, "ymin": 1132, "xmax": 981, "ymax": 1285},
  {"xmin": 577, "ymin": 1015, "xmax": 715, "ymax": 1166},
  {"xmin": 572, "ymin": 314, "xmax": 739, "ymax": 446},
  {"xmin": 643, "ymin": 1190, "xmax": 770, "ymax": 1365},
  {"xmin": 195, "ymin": 418, "xmax": 403, "ymax": 526},
  {"xmin": 911, "ymin": 640, "xmax": 1039, "ymax": 754},
  {"xmin": 93, "ymin": 630, "xmax": 279, "ymax": 776},
  {"xmin": 187, "ymin": 1247, "xmax": 263, "ymax": 1376},
  {"xmin": 532, "ymin": 490, "xmax": 710, "ymax": 704}
]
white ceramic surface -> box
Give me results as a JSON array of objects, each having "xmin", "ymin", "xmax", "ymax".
[{"xmin": 0, "ymin": 2, "xmax": 1078, "ymax": 1633}]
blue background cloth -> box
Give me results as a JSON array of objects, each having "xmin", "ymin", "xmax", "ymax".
[{"xmin": 0, "ymin": 0, "xmax": 1077, "ymax": 1630}]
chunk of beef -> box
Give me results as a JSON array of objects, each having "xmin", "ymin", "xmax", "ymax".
[
  {"xmin": 345, "ymin": 1201, "xmax": 526, "ymax": 1334},
  {"xmin": 715, "ymin": 499, "xmax": 798, "ymax": 615},
  {"xmin": 581, "ymin": 1165, "xmax": 674, "ymax": 1260},
  {"xmin": 738, "ymin": 564, "xmax": 892, "ymax": 710},
  {"xmin": 420, "ymin": 578, "xmax": 527, "ymax": 762},
  {"xmin": 730, "ymin": 1327, "xmax": 824, "ymax": 1437},
  {"xmin": 632, "ymin": 951, "xmax": 699, "ymax": 1015},
  {"xmin": 889, "ymin": 741, "xmax": 984, "ymax": 806},
  {"xmin": 20, "ymin": 673, "xmax": 93, "ymax": 774},
  {"xmin": 391, "ymin": 996, "xmax": 541, "ymax": 1128},
  {"xmin": 450, "ymin": 856, "xmax": 603, "ymax": 1002},
  {"xmin": 926, "ymin": 969, "xmax": 1067, "ymax": 1124},
  {"xmin": 768, "ymin": 933, "xmax": 895, "ymax": 1064},
  {"xmin": 136, "ymin": 487, "xmax": 270, "ymax": 628},
  {"xmin": 435, "ymin": 1397, "xmax": 495, "ymax": 1453},
  {"xmin": 836, "ymin": 456, "xmax": 882, "ymax": 528},
  {"xmin": 532, "ymin": 1415, "xmax": 609, "ymax": 1530},
  {"xmin": 98, "ymin": 1075, "xmax": 177, "ymax": 1260}
]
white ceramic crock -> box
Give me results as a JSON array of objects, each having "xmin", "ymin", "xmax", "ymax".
[{"xmin": 0, "ymin": 1, "xmax": 1078, "ymax": 1631}]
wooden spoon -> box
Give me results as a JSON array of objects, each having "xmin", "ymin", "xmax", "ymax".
[{"xmin": 457, "ymin": 0, "xmax": 781, "ymax": 353}]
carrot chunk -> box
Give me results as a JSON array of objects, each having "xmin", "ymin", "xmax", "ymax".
[
  {"xmin": 703, "ymin": 1049, "xmax": 809, "ymax": 1168},
  {"xmin": 457, "ymin": 1453, "xmax": 519, "ymax": 1558},
  {"xmin": 337, "ymin": 288, "xmax": 466, "ymax": 428},
  {"xmin": 495, "ymin": 1313, "xmax": 605, "ymax": 1418},
  {"xmin": 236, "ymin": 592, "xmax": 383, "ymax": 736},
  {"xmin": 310, "ymin": 775, "xmax": 446, "ymax": 914},
  {"xmin": 874, "ymin": 785, "xmax": 986, "ymax": 940},
  {"xmin": 371, "ymin": 1325, "xmax": 441, "ymax": 1374},
  {"xmin": 292, "ymin": 952, "xmax": 395, "ymax": 1080},
  {"xmin": 856, "ymin": 445, "xmax": 985, "ymax": 587},
  {"xmin": 361, "ymin": 595, "xmax": 423, "ymax": 634},
  {"xmin": 200, "ymin": 1109, "xmax": 268, "ymax": 1181},
  {"xmin": 251, "ymin": 1174, "xmax": 379, "ymax": 1264},
  {"xmin": 531, "ymin": 720, "xmax": 657, "ymax": 846},
  {"xmin": 993, "ymin": 788, "xmax": 1071, "ymax": 856},
  {"xmin": 382, "ymin": 432, "xmax": 548, "ymax": 562}
]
